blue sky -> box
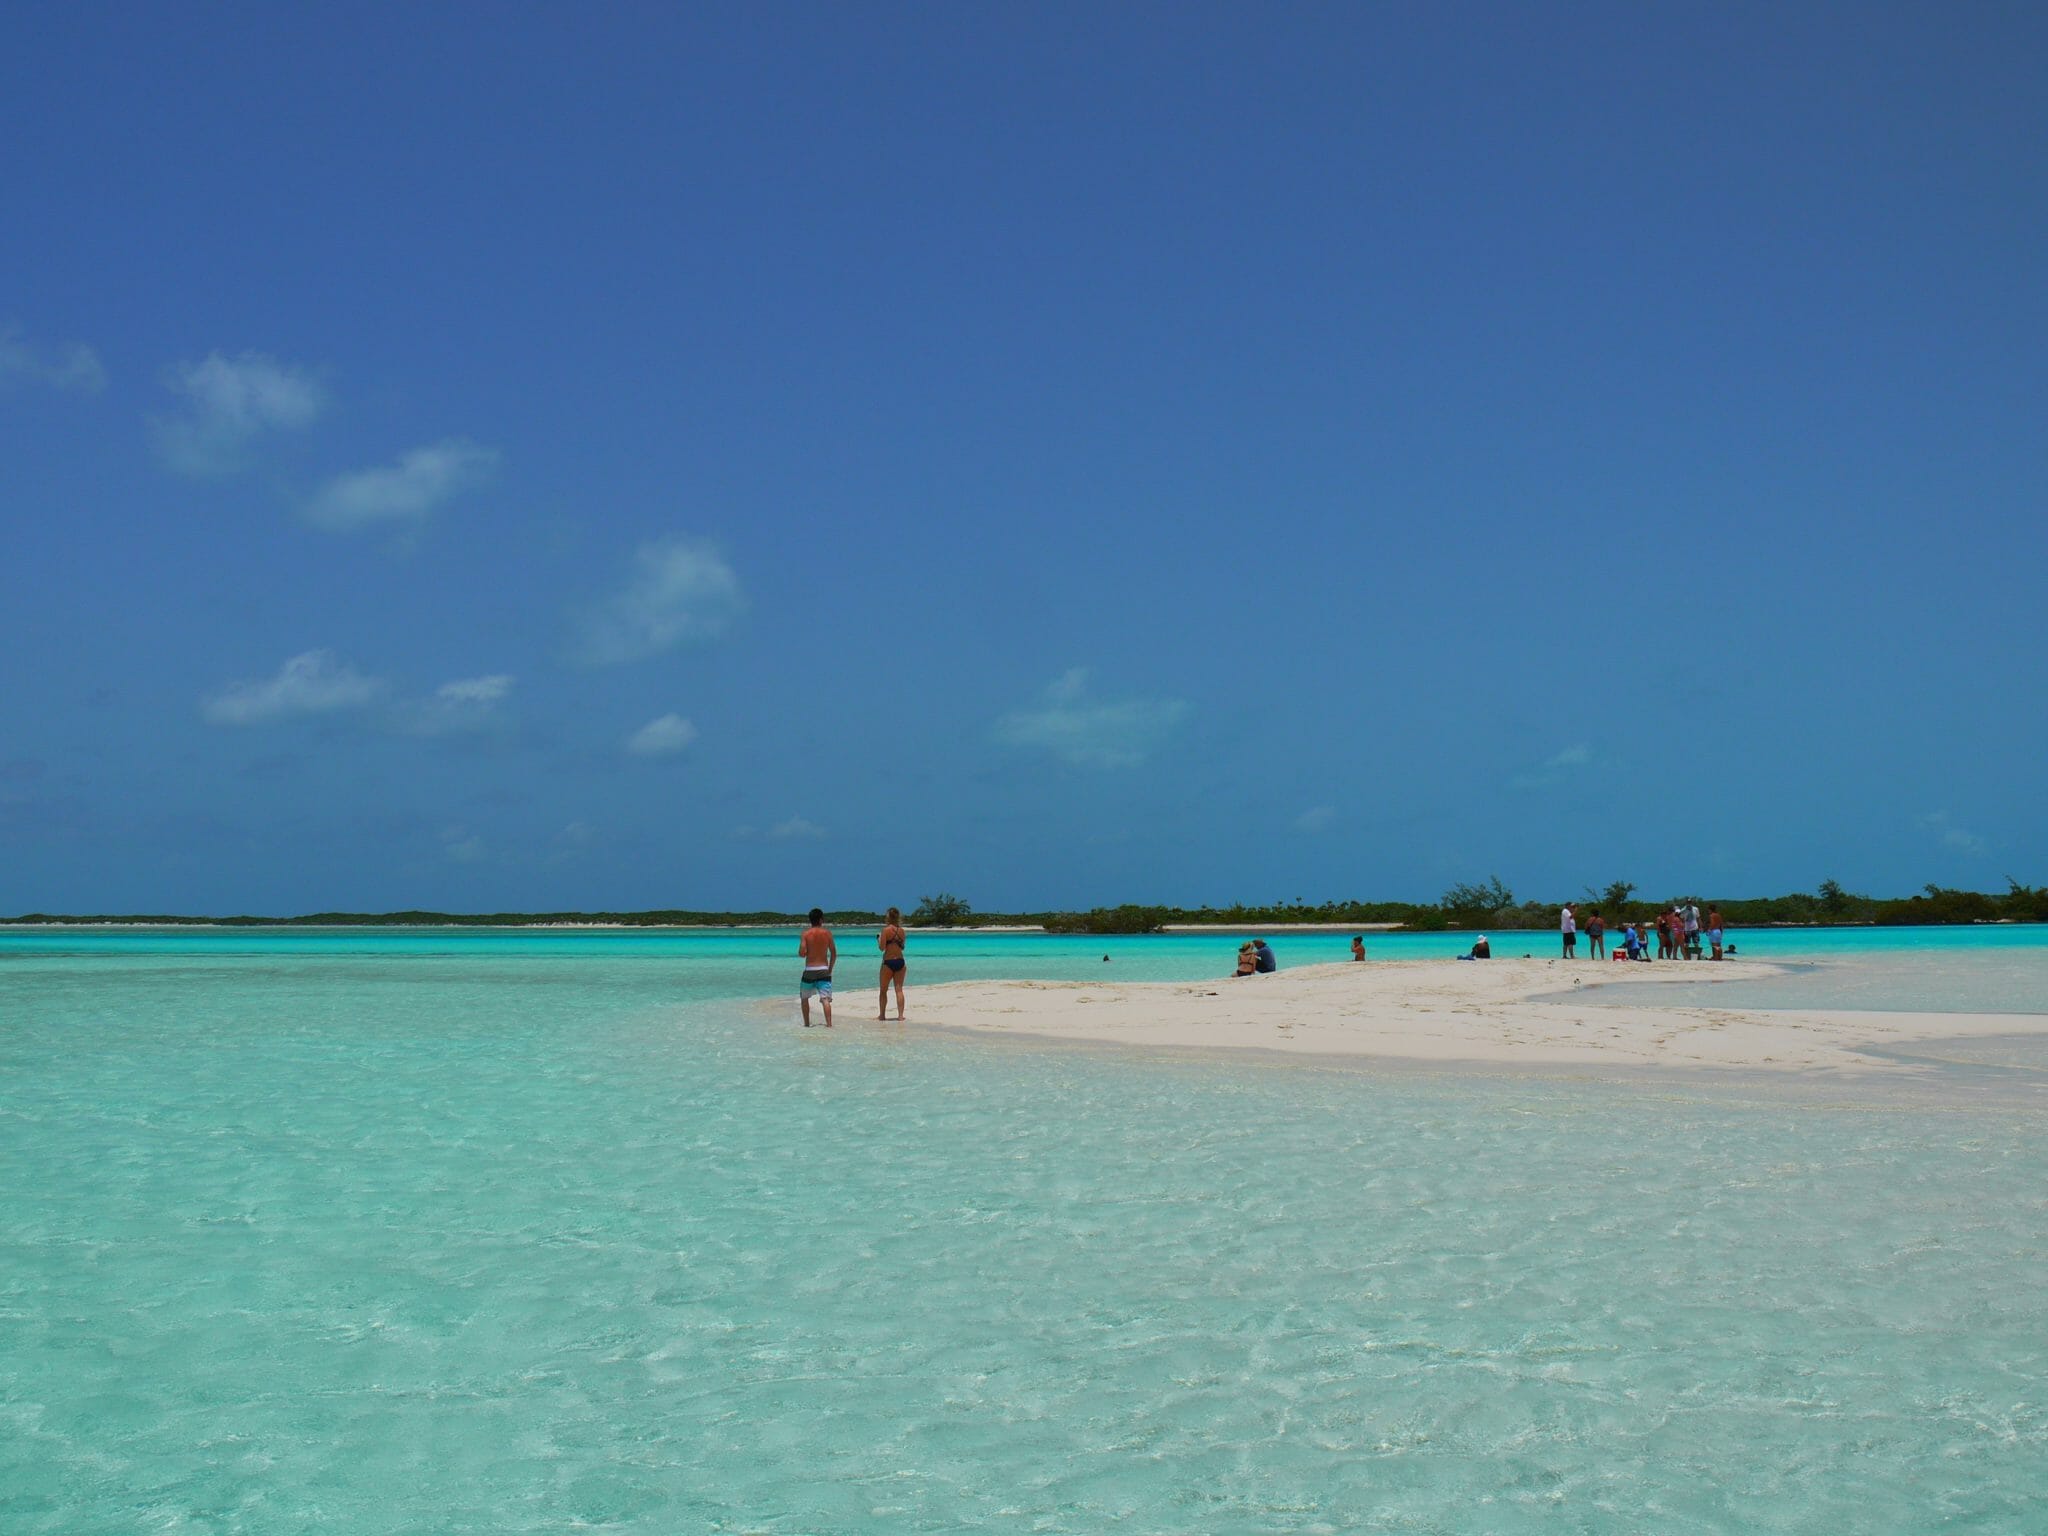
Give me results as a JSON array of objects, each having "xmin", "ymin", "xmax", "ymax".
[{"xmin": 4, "ymin": 3, "xmax": 2044, "ymax": 915}]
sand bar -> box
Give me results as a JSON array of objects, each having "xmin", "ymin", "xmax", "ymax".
[{"xmin": 907, "ymin": 959, "xmax": 2048, "ymax": 1075}]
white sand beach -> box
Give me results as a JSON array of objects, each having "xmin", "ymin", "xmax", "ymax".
[{"xmin": 905, "ymin": 959, "xmax": 2048, "ymax": 1075}]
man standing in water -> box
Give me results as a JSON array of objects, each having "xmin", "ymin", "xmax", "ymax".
[{"xmin": 799, "ymin": 907, "xmax": 836, "ymax": 1027}]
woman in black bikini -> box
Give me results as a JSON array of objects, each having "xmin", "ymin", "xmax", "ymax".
[{"xmin": 878, "ymin": 906, "xmax": 907, "ymax": 1020}]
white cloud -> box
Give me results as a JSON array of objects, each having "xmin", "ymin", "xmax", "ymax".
[
  {"xmin": 305, "ymin": 438, "xmax": 499, "ymax": 531},
  {"xmin": 545, "ymin": 820, "xmax": 596, "ymax": 865},
  {"xmin": 393, "ymin": 674, "xmax": 514, "ymax": 735},
  {"xmin": 202, "ymin": 650, "xmax": 383, "ymax": 725},
  {"xmin": 730, "ymin": 816, "xmax": 828, "ymax": 841},
  {"xmin": 0, "ymin": 326, "xmax": 106, "ymax": 394},
  {"xmin": 441, "ymin": 825, "xmax": 487, "ymax": 863},
  {"xmin": 1295, "ymin": 805, "xmax": 1336, "ymax": 833},
  {"xmin": 625, "ymin": 713, "xmax": 699, "ymax": 757},
  {"xmin": 575, "ymin": 538, "xmax": 745, "ymax": 665},
  {"xmin": 1511, "ymin": 743, "xmax": 1594, "ymax": 790},
  {"xmin": 154, "ymin": 351, "xmax": 325, "ymax": 476},
  {"xmin": 993, "ymin": 667, "xmax": 1189, "ymax": 768},
  {"xmin": 436, "ymin": 674, "xmax": 513, "ymax": 705},
  {"xmin": 1920, "ymin": 810, "xmax": 1987, "ymax": 856}
]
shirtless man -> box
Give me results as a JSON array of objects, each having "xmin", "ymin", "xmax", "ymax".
[{"xmin": 798, "ymin": 907, "xmax": 836, "ymax": 1027}]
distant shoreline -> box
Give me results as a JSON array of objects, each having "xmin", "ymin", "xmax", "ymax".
[
  {"xmin": 0, "ymin": 920, "xmax": 1055, "ymax": 932},
  {"xmin": 0, "ymin": 917, "xmax": 2034, "ymax": 933}
]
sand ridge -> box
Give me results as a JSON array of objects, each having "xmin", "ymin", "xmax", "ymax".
[{"xmin": 896, "ymin": 958, "xmax": 2048, "ymax": 1075}]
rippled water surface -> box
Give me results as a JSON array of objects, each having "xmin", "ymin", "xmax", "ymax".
[{"xmin": 5, "ymin": 930, "xmax": 2046, "ymax": 1532}]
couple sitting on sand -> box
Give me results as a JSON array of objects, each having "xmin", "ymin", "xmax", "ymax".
[
  {"xmin": 797, "ymin": 907, "xmax": 910, "ymax": 1028},
  {"xmin": 1232, "ymin": 939, "xmax": 1278, "ymax": 977}
]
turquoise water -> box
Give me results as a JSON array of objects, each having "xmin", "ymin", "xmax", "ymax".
[{"xmin": 5, "ymin": 928, "xmax": 2046, "ymax": 1532}]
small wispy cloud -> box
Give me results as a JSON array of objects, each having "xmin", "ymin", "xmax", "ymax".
[
  {"xmin": 437, "ymin": 675, "xmax": 513, "ymax": 706},
  {"xmin": 201, "ymin": 650, "xmax": 383, "ymax": 725},
  {"xmin": 153, "ymin": 351, "xmax": 325, "ymax": 476},
  {"xmin": 1920, "ymin": 809, "xmax": 1987, "ymax": 856},
  {"xmin": 1511, "ymin": 743, "xmax": 1593, "ymax": 790},
  {"xmin": 305, "ymin": 438, "xmax": 499, "ymax": 531},
  {"xmin": 441, "ymin": 825, "xmax": 487, "ymax": 863},
  {"xmin": 392, "ymin": 674, "xmax": 514, "ymax": 736},
  {"xmin": 1295, "ymin": 805, "xmax": 1336, "ymax": 833},
  {"xmin": 625, "ymin": 713, "xmax": 699, "ymax": 757},
  {"xmin": 731, "ymin": 816, "xmax": 828, "ymax": 841},
  {"xmin": 0, "ymin": 325, "xmax": 106, "ymax": 394},
  {"xmin": 575, "ymin": 538, "xmax": 745, "ymax": 665},
  {"xmin": 993, "ymin": 667, "xmax": 1189, "ymax": 769}
]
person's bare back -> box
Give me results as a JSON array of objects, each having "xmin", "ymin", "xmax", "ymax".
[{"xmin": 798, "ymin": 908, "xmax": 836, "ymax": 1026}]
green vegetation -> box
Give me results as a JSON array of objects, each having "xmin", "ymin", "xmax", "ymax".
[
  {"xmin": 1041, "ymin": 904, "xmax": 1174, "ymax": 935},
  {"xmin": 7, "ymin": 880, "xmax": 2044, "ymax": 931},
  {"xmin": 1439, "ymin": 876, "xmax": 1515, "ymax": 926},
  {"xmin": 909, "ymin": 892, "xmax": 974, "ymax": 927}
]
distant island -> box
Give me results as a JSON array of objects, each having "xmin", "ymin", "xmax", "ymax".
[{"xmin": 7, "ymin": 880, "xmax": 2043, "ymax": 932}]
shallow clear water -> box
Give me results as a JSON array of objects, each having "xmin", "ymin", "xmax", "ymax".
[{"xmin": 4, "ymin": 929, "xmax": 2046, "ymax": 1532}]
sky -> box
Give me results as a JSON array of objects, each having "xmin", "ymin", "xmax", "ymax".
[{"xmin": 4, "ymin": 2, "xmax": 2045, "ymax": 915}]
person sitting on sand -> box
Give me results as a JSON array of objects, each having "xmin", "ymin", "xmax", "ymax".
[
  {"xmin": 1233, "ymin": 942, "xmax": 1259, "ymax": 978},
  {"xmin": 877, "ymin": 906, "xmax": 907, "ymax": 1020},
  {"xmin": 1350, "ymin": 936, "xmax": 1366, "ymax": 962},
  {"xmin": 1253, "ymin": 939, "xmax": 1277, "ymax": 973},
  {"xmin": 1623, "ymin": 923, "xmax": 1646, "ymax": 961},
  {"xmin": 1461, "ymin": 935, "xmax": 1491, "ymax": 960}
]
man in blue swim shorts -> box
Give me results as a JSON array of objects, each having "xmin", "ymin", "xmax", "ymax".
[{"xmin": 798, "ymin": 907, "xmax": 837, "ymax": 1027}]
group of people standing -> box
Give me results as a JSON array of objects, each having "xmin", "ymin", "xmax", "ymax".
[
  {"xmin": 1560, "ymin": 901, "xmax": 1726, "ymax": 962},
  {"xmin": 796, "ymin": 907, "xmax": 909, "ymax": 1028}
]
